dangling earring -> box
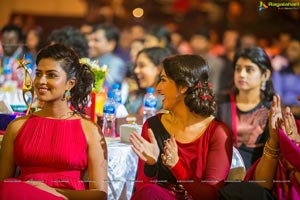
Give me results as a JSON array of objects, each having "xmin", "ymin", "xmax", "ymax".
[
  {"xmin": 62, "ymin": 90, "xmax": 71, "ymax": 101},
  {"xmin": 261, "ymin": 81, "xmax": 266, "ymax": 91}
]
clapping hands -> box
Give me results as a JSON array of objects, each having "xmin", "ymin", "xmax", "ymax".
[
  {"xmin": 130, "ymin": 129, "xmax": 180, "ymax": 169},
  {"xmin": 269, "ymin": 95, "xmax": 300, "ymax": 143},
  {"xmin": 130, "ymin": 129, "xmax": 160, "ymax": 165}
]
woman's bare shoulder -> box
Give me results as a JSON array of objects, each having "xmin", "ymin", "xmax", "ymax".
[
  {"xmin": 80, "ymin": 117, "xmax": 100, "ymax": 132},
  {"xmin": 80, "ymin": 117, "xmax": 104, "ymax": 143},
  {"xmin": 5, "ymin": 115, "xmax": 30, "ymax": 138}
]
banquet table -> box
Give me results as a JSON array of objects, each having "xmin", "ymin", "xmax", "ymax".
[{"xmin": 107, "ymin": 140, "xmax": 138, "ymax": 200}]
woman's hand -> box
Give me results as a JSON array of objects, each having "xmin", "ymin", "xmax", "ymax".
[
  {"xmin": 130, "ymin": 128, "xmax": 160, "ymax": 165},
  {"xmin": 161, "ymin": 135, "xmax": 179, "ymax": 169},
  {"xmin": 26, "ymin": 181, "xmax": 68, "ymax": 199},
  {"xmin": 269, "ymin": 95, "xmax": 300, "ymax": 145},
  {"xmin": 281, "ymin": 107, "xmax": 300, "ymax": 143},
  {"xmin": 268, "ymin": 95, "xmax": 282, "ymax": 145}
]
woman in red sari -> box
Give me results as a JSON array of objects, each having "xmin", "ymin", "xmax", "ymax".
[
  {"xmin": 130, "ymin": 54, "xmax": 233, "ymax": 199},
  {"xmin": 245, "ymin": 95, "xmax": 300, "ymax": 199}
]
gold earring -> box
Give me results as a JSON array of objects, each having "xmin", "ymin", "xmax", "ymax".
[{"xmin": 62, "ymin": 90, "xmax": 71, "ymax": 101}]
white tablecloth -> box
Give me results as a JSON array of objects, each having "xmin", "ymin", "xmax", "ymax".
[{"xmin": 107, "ymin": 140, "xmax": 138, "ymax": 200}]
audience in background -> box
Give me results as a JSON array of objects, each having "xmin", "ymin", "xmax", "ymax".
[
  {"xmin": 48, "ymin": 26, "xmax": 89, "ymax": 58},
  {"xmin": 271, "ymin": 32, "xmax": 291, "ymax": 72},
  {"xmin": 217, "ymin": 46, "xmax": 275, "ymax": 169},
  {"xmin": 125, "ymin": 47, "xmax": 172, "ymax": 115},
  {"xmin": 127, "ymin": 39, "xmax": 145, "ymax": 78},
  {"xmin": 240, "ymin": 32, "xmax": 257, "ymax": 49},
  {"xmin": 272, "ymin": 35, "xmax": 300, "ymax": 119},
  {"xmin": 218, "ymin": 29, "xmax": 240, "ymax": 97},
  {"xmin": 24, "ymin": 26, "xmax": 46, "ymax": 73},
  {"xmin": 190, "ymin": 28, "xmax": 225, "ymax": 98},
  {"xmin": 143, "ymin": 25, "xmax": 177, "ymax": 54},
  {"xmin": 0, "ymin": 24, "xmax": 25, "ymax": 87},
  {"xmin": 130, "ymin": 25, "xmax": 145, "ymax": 41},
  {"xmin": 170, "ymin": 31, "xmax": 192, "ymax": 54},
  {"xmin": 88, "ymin": 23, "xmax": 126, "ymax": 91},
  {"xmin": 124, "ymin": 38, "xmax": 145, "ymax": 99}
]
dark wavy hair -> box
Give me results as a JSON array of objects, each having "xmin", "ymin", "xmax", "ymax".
[
  {"xmin": 232, "ymin": 46, "xmax": 275, "ymax": 101},
  {"xmin": 36, "ymin": 43, "xmax": 94, "ymax": 114},
  {"xmin": 163, "ymin": 54, "xmax": 216, "ymax": 116}
]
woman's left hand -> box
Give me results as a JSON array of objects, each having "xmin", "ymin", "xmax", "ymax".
[
  {"xmin": 281, "ymin": 107, "xmax": 300, "ymax": 143},
  {"xmin": 26, "ymin": 181, "xmax": 68, "ymax": 199},
  {"xmin": 161, "ymin": 135, "xmax": 179, "ymax": 168}
]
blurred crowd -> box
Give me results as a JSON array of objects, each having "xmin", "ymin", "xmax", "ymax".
[{"xmin": 0, "ymin": 19, "xmax": 299, "ymax": 118}]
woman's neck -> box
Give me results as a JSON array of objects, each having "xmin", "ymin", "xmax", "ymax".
[
  {"xmin": 38, "ymin": 102, "xmax": 74, "ymax": 119},
  {"xmin": 236, "ymin": 90, "xmax": 261, "ymax": 111},
  {"xmin": 170, "ymin": 105, "xmax": 206, "ymax": 128},
  {"xmin": 165, "ymin": 105, "xmax": 214, "ymax": 143}
]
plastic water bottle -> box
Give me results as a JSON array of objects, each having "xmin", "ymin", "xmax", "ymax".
[
  {"xmin": 112, "ymin": 83, "xmax": 122, "ymax": 105},
  {"xmin": 143, "ymin": 87, "xmax": 157, "ymax": 122},
  {"xmin": 112, "ymin": 83, "xmax": 128, "ymax": 118},
  {"xmin": 3, "ymin": 58, "xmax": 12, "ymax": 81},
  {"xmin": 102, "ymin": 91, "xmax": 116, "ymax": 137}
]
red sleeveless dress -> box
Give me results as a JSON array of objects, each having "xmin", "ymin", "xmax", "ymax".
[{"xmin": 0, "ymin": 115, "xmax": 88, "ymax": 199}]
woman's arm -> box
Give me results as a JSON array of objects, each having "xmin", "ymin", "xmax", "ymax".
[
  {"xmin": 254, "ymin": 139, "xmax": 279, "ymax": 190},
  {"xmin": 168, "ymin": 122, "xmax": 233, "ymax": 199},
  {"xmin": 130, "ymin": 121, "xmax": 160, "ymax": 191},
  {"xmin": 55, "ymin": 120, "xmax": 108, "ymax": 200},
  {"xmin": 254, "ymin": 95, "xmax": 281, "ymax": 189},
  {"xmin": 0, "ymin": 117, "xmax": 27, "ymax": 180}
]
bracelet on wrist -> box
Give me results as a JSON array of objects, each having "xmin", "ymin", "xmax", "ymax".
[{"xmin": 263, "ymin": 140, "xmax": 280, "ymax": 159}]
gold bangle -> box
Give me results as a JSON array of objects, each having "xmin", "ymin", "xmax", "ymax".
[
  {"xmin": 266, "ymin": 140, "xmax": 279, "ymax": 152},
  {"xmin": 263, "ymin": 150, "xmax": 279, "ymax": 159},
  {"xmin": 263, "ymin": 140, "xmax": 280, "ymax": 159}
]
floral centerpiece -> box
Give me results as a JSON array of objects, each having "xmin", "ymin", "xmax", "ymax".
[{"xmin": 79, "ymin": 58, "xmax": 107, "ymax": 92}]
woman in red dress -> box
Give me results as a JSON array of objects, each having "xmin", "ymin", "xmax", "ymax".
[
  {"xmin": 0, "ymin": 44, "xmax": 107, "ymax": 199},
  {"xmin": 130, "ymin": 54, "xmax": 233, "ymax": 199}
]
